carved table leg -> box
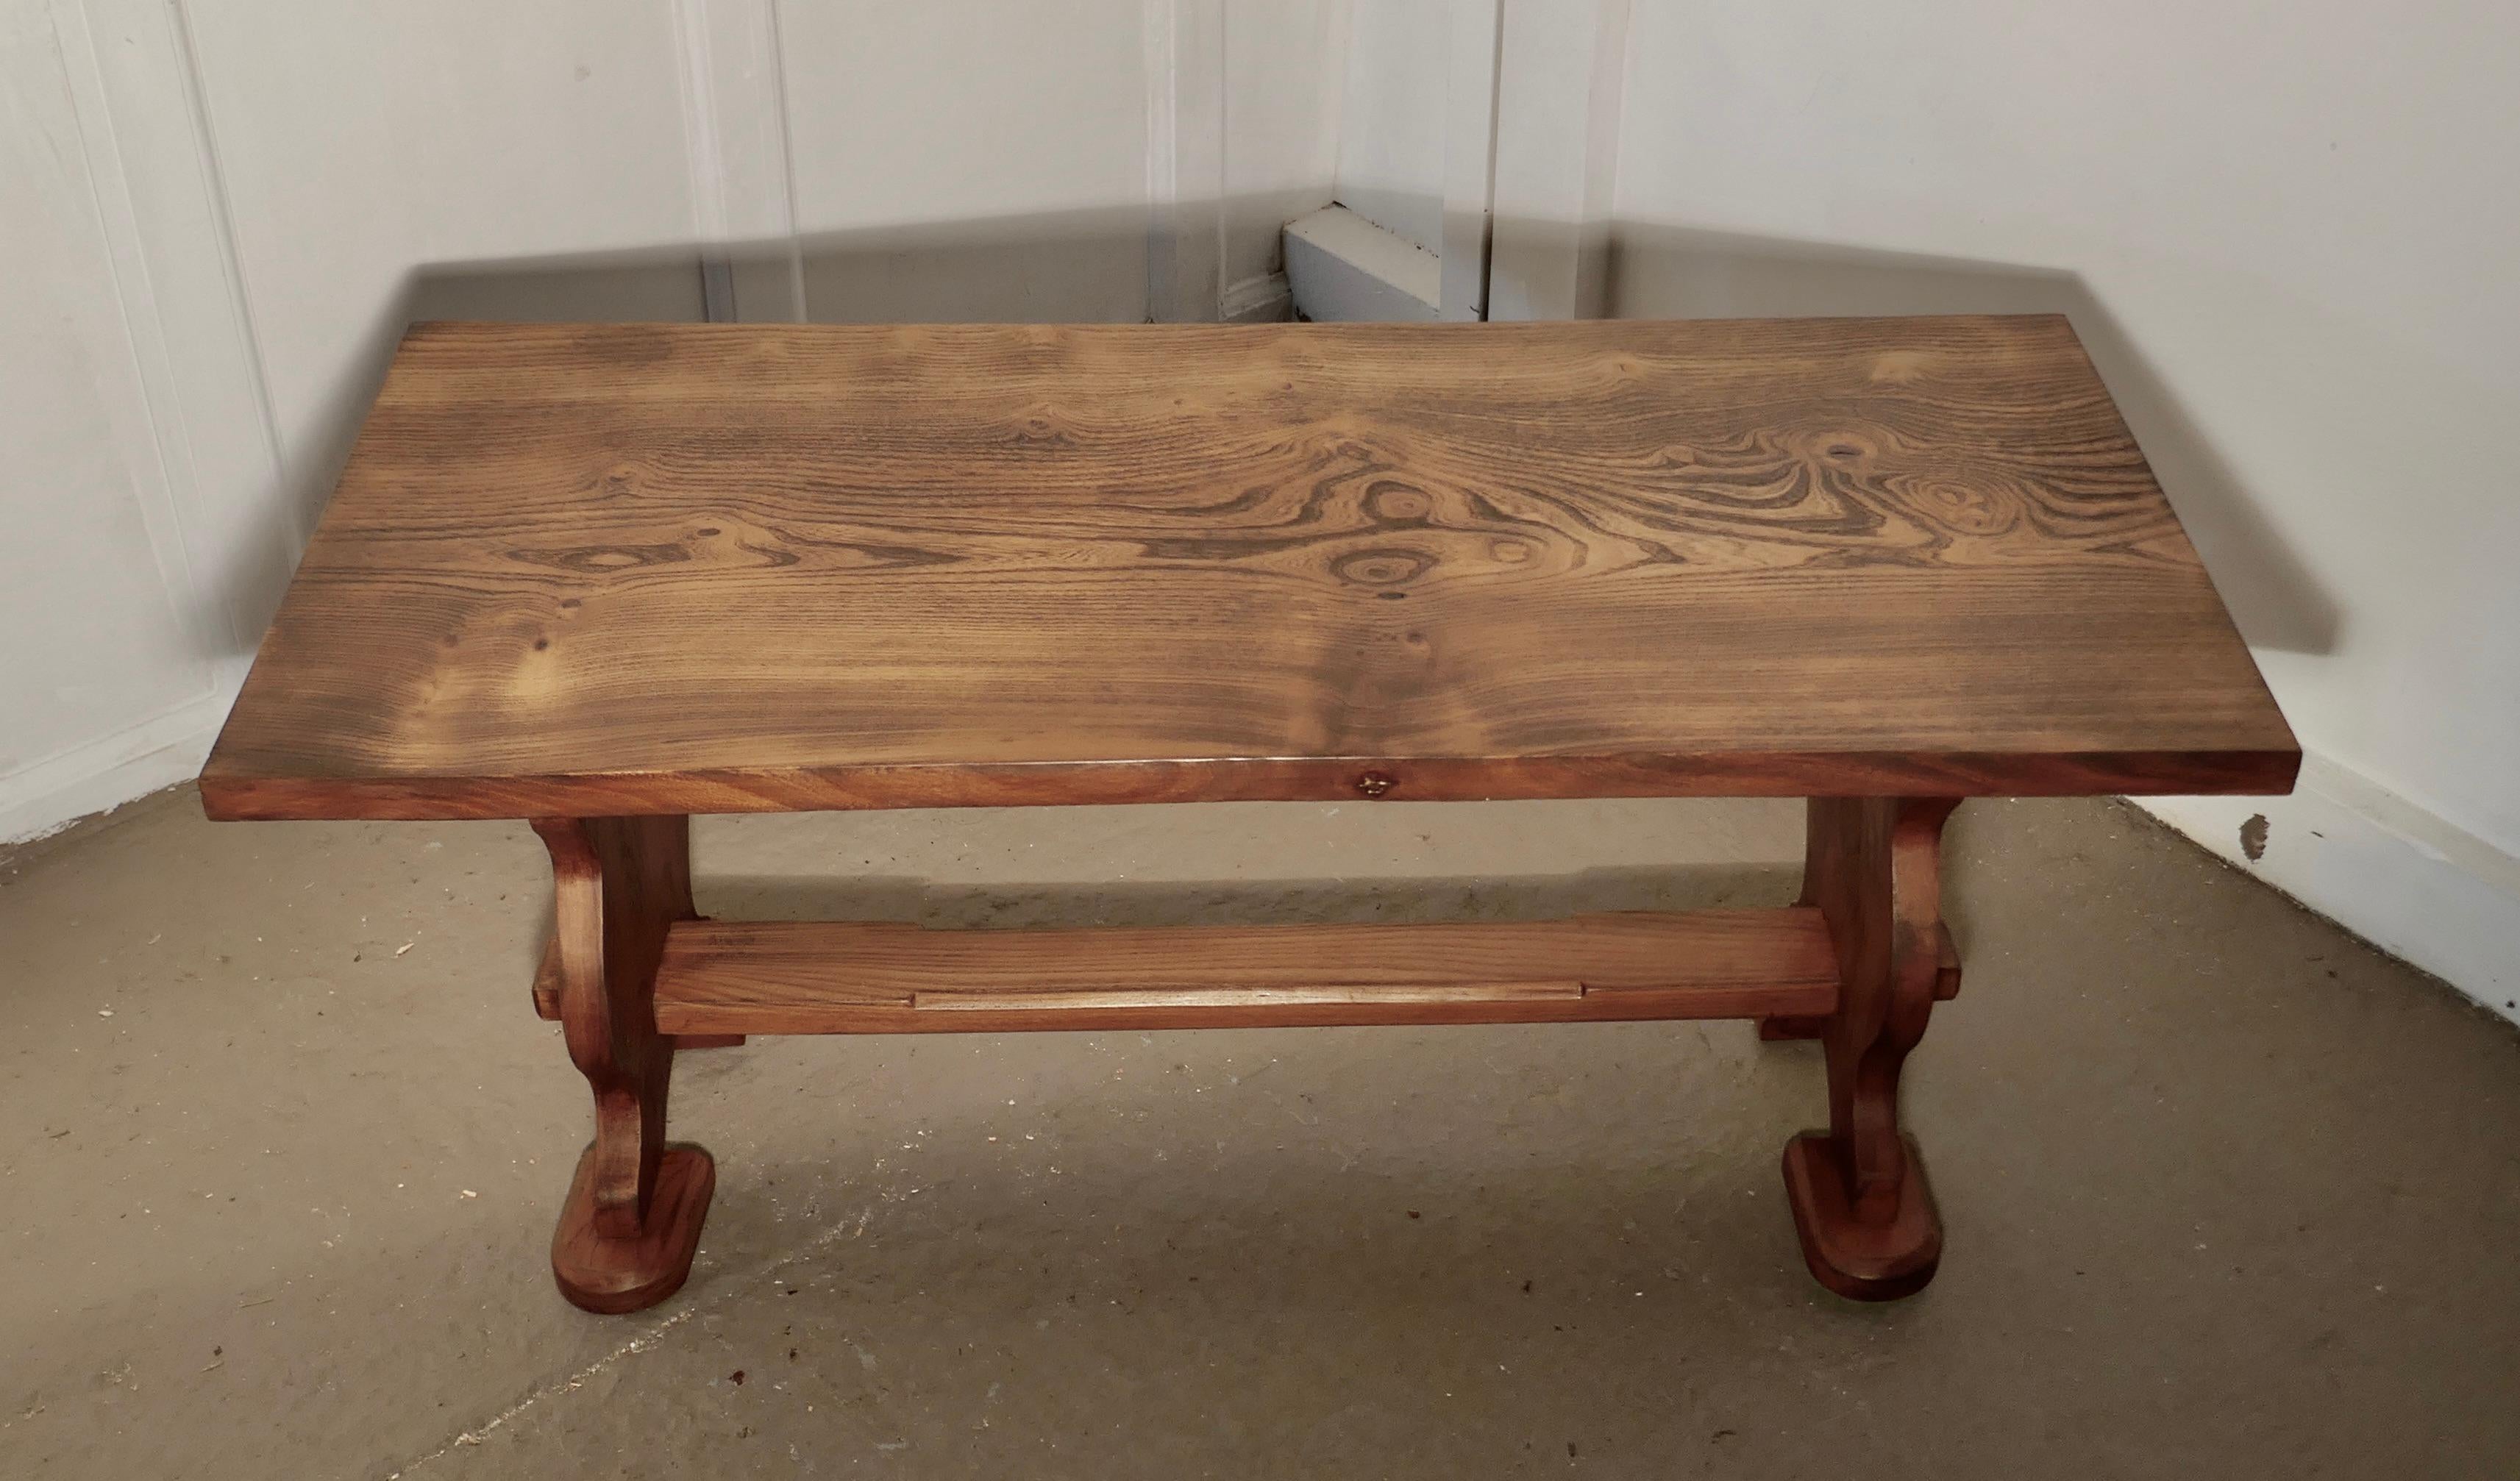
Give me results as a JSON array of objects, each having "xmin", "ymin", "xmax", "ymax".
[
  {"xmin": 1779, "ymin": 796, "xmax": 1960, "ymax": 1301},
  {"xmin": 532, "ymin": 816, "xmax": 713, "ymax": 1314}
]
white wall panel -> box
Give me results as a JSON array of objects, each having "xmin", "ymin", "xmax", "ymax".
[
  {"xmin": 1, "ymin": 2, "xmax": 224, "ymax": 836},
  {"xmin": 777, "ymin": 0, "xmax": 1152, "ymax": 321},
  {"xmin": 1485, "ymin": 0, "xmax": 1623, "ymax": 321},
  {"xmin": 1222, "ymin": 0, "xmax": 1345, "ymax": 299},
  {"xmin": 1333, "ymin": 0, "xmax": 1448, "ymax": 251},
  {"xmin": 182, "ymin": 0, "xmax": 704, "ymax": 535}
]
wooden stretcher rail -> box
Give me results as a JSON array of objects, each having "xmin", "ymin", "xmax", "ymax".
[{"xmin": 636, "ymin": 908, "xmax": 1840, "ymax": 1035}]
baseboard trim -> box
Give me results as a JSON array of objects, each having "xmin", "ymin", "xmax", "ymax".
[
  {"xmin": 2135, "ymin": 755, "xmax": 2520, "ymax": 1027},
  {"xmin": 1220, "ymin": 271, "xmax": 1292, "ymax": 324},
  {"xmin": 1284, "ymin": 205, "xmax": 1441, "ymax": 322},
  {"xmin": 0, "ymin": 688, "xmax": 232, "ymax": 845}
]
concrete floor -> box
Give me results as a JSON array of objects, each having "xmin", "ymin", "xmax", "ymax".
[{"xmin": 2, "ymin": 788, "xmax": 2515, "ymax": 1479}]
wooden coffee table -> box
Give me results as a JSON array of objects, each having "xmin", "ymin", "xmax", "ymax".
[{"xmin": 201, "ymin": 316, "xmax": 2296, "ymax": 1311}]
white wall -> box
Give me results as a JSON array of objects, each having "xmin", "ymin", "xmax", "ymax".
[
  {"xmin": 780, "ymin": 1, "xmax": 1153, "ymax": 322},
  {"xmin": 185, "ymin": 0, "xmax": 708, "ymax": 537},
  {"xmin": 741, "ymin": 0, "xmax": 1343, "ymax": 324},
  {"xmin": 1291, "ymin": 0, "xmax": 1502, "ymax": 322},
  {"xmin": 1605, "ymin": 0, "xmax": 2520, "ymax": 1016},
  {"xmin": 1333, "ymin": 0, "xmax": 1449, "ymax": 251},
  {"xmin": 5, "ymin": 0, "xmax": 1344, "ymax": 844},
  {"xmin": 1486, "ymin": 0, "xmax": 1622, "ymax": 321},
  {"xmin": 1225, "ymin": 0, "xmax": 1348, "ymax": 307},
  {"xmin": 0, "ymin": 1, "xmax": 238, "ymax": 839}
]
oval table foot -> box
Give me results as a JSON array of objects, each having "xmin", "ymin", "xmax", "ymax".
[
  {"xmin": 551, "ymin": 1142, "xmax": 715, "ymax": 1315},
  {"xmin": 1780, "ymin": 1132, "xmax": 1941, "ymax": 1302}
]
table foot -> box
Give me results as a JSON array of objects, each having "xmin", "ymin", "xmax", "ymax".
[
  {"xmin": 1782, "ymin": 1131, "xmax": 1940, "ymax": 1300},
  {"xmin": 533, "ymin": 814, "xmax": 717, "ymax": 1315},
  {"xmin": 552, "ymin": 1142, "xmax": 714, "ymax": 1313},
  {"xmin": 1779, "ymin": 796, "xmax": 1961, "ymax": 1301}
]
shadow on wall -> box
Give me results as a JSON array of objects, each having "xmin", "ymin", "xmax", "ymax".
[{"xmin": 205, "ymin": 208, "xmax": 2338, "ymax": 666}]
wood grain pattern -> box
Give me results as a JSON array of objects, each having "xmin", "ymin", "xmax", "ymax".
[
  {"xmin": 648, "ymin": 910, "xmax": 1839, "ymax": 1035},
  {"xmin": 199, "ymin": 317, "xmax": 2296, "ymax": 821}
]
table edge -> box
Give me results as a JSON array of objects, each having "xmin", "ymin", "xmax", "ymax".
[{"xmin": 197, "ymin": 747, "xmax": 2302, "ymax": 822}]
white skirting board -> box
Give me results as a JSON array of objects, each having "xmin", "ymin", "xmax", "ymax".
[
  {"xmin": 0, "ymin": 686, "xmax": 232, "ymax": 846},
  {"xmin": 1284, "ymin": 205, "xmax": 1441, "ymax": 322},
  {"xmin": 2135, "ymin": 754, "xmax": 2520, "ymax": 1029},
  {"xmin": 1220, "ymin": 272, "xmax": 1292, "ymax": 324}
]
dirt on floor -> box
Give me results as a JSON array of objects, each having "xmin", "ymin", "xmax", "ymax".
[{"xmin": 1, "ymin": 788, "xmax": 2515, "ymax": 1479}]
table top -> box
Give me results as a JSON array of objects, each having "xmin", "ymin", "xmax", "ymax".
[{"xmin": 201, "ymin": 316, "xmax": 2296, "ymax": 821}]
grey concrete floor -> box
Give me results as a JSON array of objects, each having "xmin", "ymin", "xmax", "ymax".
[{"xmin": 1, "ymin": 788, "xmax": 2515, "ymax": 1479}]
